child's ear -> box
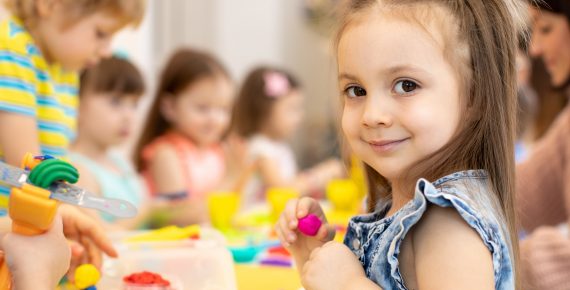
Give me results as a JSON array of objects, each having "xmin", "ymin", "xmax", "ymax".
[
  {"xmin": 36, "ymin": 0, "xmax": 60, "ymax": 17},
  {"xmin": 159, "ymin": 95, "xmax": 176, "ymax": 122}
]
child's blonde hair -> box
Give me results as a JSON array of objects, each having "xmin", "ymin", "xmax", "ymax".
[
  {"xmin": 336, "ymin": 0, "xmax": 528, "ymax": 287},
  {"xmin": 4, "ymin": 0, "xmax": 145, "ymax": 27}
]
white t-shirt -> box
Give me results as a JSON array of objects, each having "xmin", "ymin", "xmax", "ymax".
[{"xmin": 242, "ymin": 134, "xmax": 298, "ymax": 209}]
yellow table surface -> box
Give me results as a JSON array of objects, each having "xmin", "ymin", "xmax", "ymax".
[{"xmin": 235, "ymin": 264, "xmax": 302, "ymax": 290}]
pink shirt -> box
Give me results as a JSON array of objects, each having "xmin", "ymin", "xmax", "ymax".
[{"xmin": 142, "ymin": 131, "xmax": 225, "ymax": 200}]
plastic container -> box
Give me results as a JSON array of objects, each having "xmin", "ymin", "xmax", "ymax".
[{"xmin": 98, "ymin": 228, "xmax": 237, "ymax": 290}]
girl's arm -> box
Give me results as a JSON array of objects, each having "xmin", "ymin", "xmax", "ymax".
[
  {"xmin": 149, "ymin": 143, "xmax": 187, "ymax": 195},
  {"xmin": 412, "ymin": 206, "xmax": 494, "ymax": 290},
  {"xmin": 516, "ymin": 106, "xmax": 570, "ymax": 231},
  {"xmin": 258, "ymin": 156, "xmax": 289, "ymax": 188},
  {"xmin": 296, "ymin": 159, "xmax": 343, "ymax": 194},
  {"xmin": 520, "ymin": 226, "xmax": 570, "ymax": 289},
  {"xmin": 258, "ymin": 157, "xmax": 343, "ymax": 194},
  {"xmin": 0, "ymin": 113, "xmax": 42, "ymax": 232},
  {"xmin": 216, "ymin": 135, "xmax": 257, "ymax": 193},
  {"xmin": 0, "ymin": 112, "xmax": 41, "ymax": 166},
  {"xmin": 147, "ymin": 144, "xmax": 204, "ymax": 224}
]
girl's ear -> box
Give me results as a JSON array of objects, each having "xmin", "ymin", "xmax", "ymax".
[
  {"xmin": 159, "ymin": 94, "xmax": 177, "ymax": 123},
  {"xmin": 36, "ymin": 0, "xmax": 60, "ymax": 17}
]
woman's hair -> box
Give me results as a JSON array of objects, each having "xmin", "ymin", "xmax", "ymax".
[
  {"xmin": 4, "ymin": 0, "xmax": 146, "ymax": 28},
  {"xmin": 531, "ymin": 0, "xmax": 570, "ymax": 21},
  {"xmin": 336, "ymin": 0, "xmax": 527, "ymax": 287},
  {"xmin": 133, "ymin": 48, "xmax": 230, "ymax": 172},
  {"xmin": 80, "ymin": 56, "xmax": 145, "ymax": 98},
  {"xmin": 231, "ymin": 67, "xmax": 300, "ymax": 138}
]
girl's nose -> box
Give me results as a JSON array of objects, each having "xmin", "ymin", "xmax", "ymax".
[{"xmin": 362, "ymin": 95, "xmax": 393, "ymax": 128}]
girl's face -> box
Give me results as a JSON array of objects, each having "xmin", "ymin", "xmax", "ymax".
[
  {"xmin": 529, "ymin": 7, "xmax": 570, "ymax": 87},
  {"xmin": 35, "ymin": 3, "xmax": 122, "ymax": 71},
  {"xmin": 263, "ymin": 90, "xmax": 304, "ymax": 140},
  {"xmin": 78, "ymin": 93, "xmax": 139, "ymax": 147},
  {"xmin": 162, "ymin": 76, "xmax": 234, "ymax": 147},
  {"xmin": 338, "ymin": 13, "xmax": 462, "ymax": 181}
]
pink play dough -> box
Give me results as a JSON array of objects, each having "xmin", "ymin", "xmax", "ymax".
[{"xmin": 298, "ymin": 214, "xmax": 322, "ymax": 236}]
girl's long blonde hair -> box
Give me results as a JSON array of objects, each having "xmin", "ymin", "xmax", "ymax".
[{"xmin": 336, "ymin": 0, "xmax": 528, "ymax": 288}]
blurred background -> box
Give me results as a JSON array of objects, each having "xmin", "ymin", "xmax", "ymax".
[{"xmin": 1, "ymin": 0, "xmax": 344, "ymax": 169}]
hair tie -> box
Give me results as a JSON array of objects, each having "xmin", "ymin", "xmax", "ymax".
[{"xmin": 264, "ymin": 71, "xmax": 290, "ymax": 98}]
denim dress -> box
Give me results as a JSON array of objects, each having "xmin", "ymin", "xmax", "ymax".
[{"xmin": 343, "ymin": 170, "xmax": 514, "ymax": 289}]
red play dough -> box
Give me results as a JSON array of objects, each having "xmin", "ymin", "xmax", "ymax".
[{"xmin": 123, "ymin": 271, "xmax": 171, "ymax": 286}]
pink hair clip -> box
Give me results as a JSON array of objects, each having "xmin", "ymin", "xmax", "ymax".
[{"xmin": 264, "ymin": 71, "xmax": 290, "ymax": 98}]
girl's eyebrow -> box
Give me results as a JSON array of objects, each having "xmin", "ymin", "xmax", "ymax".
[
  {"xmin": 339, "ymin": 65, "xmax": 429, "ymax": 82},
  {"xmin": 383, "ymin": 64, "xmax": 428, "ymax": 76},
  {"xmin": 338, "ymin": 73, "xmax": 359, "ymax": 82}
]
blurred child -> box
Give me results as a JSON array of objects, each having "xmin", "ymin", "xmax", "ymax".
[
  {"xmin": 232, "ymin": 67, "xmax": 342, "ymax": 209},
  {"xmin": 70, "ymin": 56, "xmax": 148, "ymax": 229},
  {"xmin": 276, "ymin": 0, "xmax": 526, "ymax": 289},
  {"xmin": 134, "ymin": 48, "xmax": 240, "ymax": 226},
  {"xmin": 0, "ymin": 0, "xmax": 144, "ymax": 271}
]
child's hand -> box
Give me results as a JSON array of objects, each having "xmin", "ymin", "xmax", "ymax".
[
  {"xmin": 275, "ymin": 197, "xmax": 335, "ymax": 268},
  {"xmin": 2, "ymin": 214, "xmax": 71, "ymax": 288},
  {"xmin": 59, "ymin": 205, "xmax": 118, "ymax": 279},
  {"xmin": 301, "ymin": 241, "xmax": 366, "ymax": 290}
]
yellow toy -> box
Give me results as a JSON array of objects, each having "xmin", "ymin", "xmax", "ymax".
[
  {"xmin": 326, "ymin": 179, "xmax": 362, "ymax": 227},
  {"xmin": 267, "ymin": 187, "xmax": 299, "ymax": 223},
  {"xmin": 207, "ymin": 192, "xmax": 240, "ymax": 231},
  {"xmin": 349, "ymin": 155, "xmax": 368, "ymax": 200},
  {"xmin": 74, "ymin": 264, "xmax": 101, "ymax": 290},
  {"xmin": 127, "ymin": 225, "xmax": 201, "ymax": 243}
]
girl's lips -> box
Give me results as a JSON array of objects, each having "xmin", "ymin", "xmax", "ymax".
[{"xmin": 367, "ymin": 138, "xmax": 409, "ymax": 153}]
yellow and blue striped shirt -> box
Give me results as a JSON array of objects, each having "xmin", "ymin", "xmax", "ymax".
[{"xmin": 0, "ymin": 17, "xmax": 79, "ymax": 208}]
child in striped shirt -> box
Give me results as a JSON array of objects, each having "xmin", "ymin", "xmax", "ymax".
[
  {"xmin": 0, "ymin": 0, "xmax": 146, "ymax": 280},
  {"xmin": 0, "ymin": 0, "xmax": 145, "ymax": 205}
]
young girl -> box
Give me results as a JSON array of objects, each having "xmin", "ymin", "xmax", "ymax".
[
  {"xmin": 134, "ymin": 49, "xmax": 239, "ymax": 226},
  {"xmin": 70, "ymin": 56, "xmax": 148, "ymax": 229},
  {"xmin": 232, "ymin": 67, "xmax": 342, "ymax": 209},
  {"xmin": 276, "ymin": 0, "xmax": 526, "ymax": 289}
]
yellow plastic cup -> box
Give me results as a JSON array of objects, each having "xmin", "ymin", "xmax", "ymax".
[
  {"xmin": 207, "ymin": 192, "xmax": 240, "ymax": 231},
  {"xmin": 326, "ymin": 179, "xmax": 359, "ymax": 212},
  {"xmin": 267, "ymin": 187, "xmax": 299, "ymax": 222}
]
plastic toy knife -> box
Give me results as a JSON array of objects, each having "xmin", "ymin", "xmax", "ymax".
[{"xmin": 0, "ymin": 160, "xmax": 137, "ymax": 218}]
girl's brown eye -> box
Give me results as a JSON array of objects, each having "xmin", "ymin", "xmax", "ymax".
[
  {"xmin": 345, "ymin": 86, "xmax": 367, "ymax": 98},
  {"xmin": 394, "ymin": 80, "xmax": 418, "ymax": 95}
]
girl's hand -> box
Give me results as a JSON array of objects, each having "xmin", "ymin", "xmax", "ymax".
[
  {"xmin": 2, "ymin": 214, "xmax": 71, "ymax": 289},
  {"xmin": 275, "ymin": 197, "xmax": 335, "ymax": 270},
  {"xmin": 59, "ymin": 205, "xmax": 117, "ymax": 281},
  {"xmin": 301, "ymin": 241, "xmax": 367, "ymax": 290}
]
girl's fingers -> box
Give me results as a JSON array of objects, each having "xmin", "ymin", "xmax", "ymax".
[
  {"xmin": 316, "ymin": 224, "xmax": 336, "ymax": 242},
  {"xmin": 284, "ymin": 199, "xmax": 300, "ymax": 230},
  {"xmin": 296, "ymin": 197, "xmax": 317, "ymax": 219},
  {"xmin": 275, "ymin": 224, "xmax": 291, "ymax": 248}
]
